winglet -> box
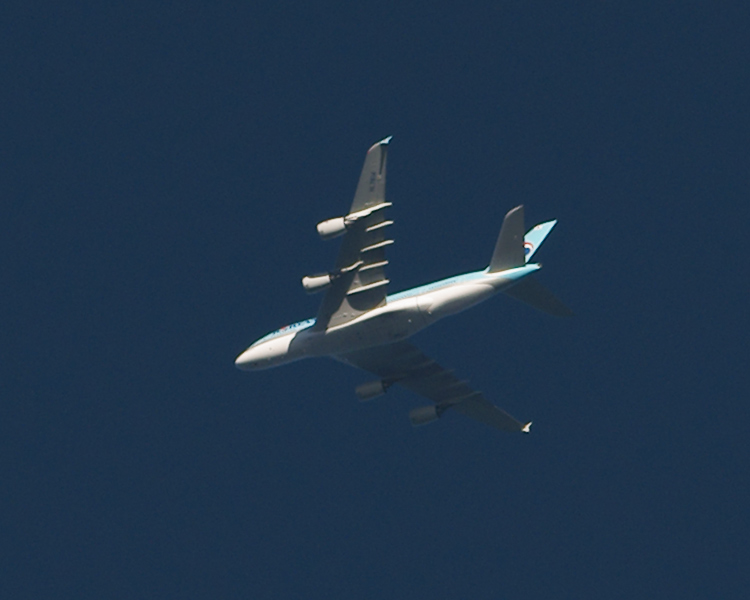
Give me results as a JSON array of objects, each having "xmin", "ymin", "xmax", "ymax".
[
  {"xmin": 370, "ymin": 136, "xmax": 392, "ymax": 151},
  {"xmin": 522, "ymin": 422, "xmax": 532, "ymax": 433}
]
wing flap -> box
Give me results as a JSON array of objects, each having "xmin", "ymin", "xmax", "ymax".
[{"xmin": 347, "ymin": 279, "xmax": 389, "ymax": 296}]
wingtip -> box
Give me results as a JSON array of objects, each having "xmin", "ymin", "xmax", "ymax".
[
  {"xmin": 380, "ymin": 135, "xmax": 393, "ymax": 145},
  {"xmin": 522, "ymin": 422, "xmax": 532, "ymax": 433},
  {"xmin": 370, "ymin": 136, "xmax": 392, "ymax": 150}
]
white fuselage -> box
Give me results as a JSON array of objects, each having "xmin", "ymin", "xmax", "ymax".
[{"xmin": 235, "ymin": 264, "xmax": 540, "ymax": 370}]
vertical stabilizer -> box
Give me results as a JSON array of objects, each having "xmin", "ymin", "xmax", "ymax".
[
  {"xmin": 488, "ymin": 205, "xmax": 525, "ymax": 273},
  {"xmin": 524, "ymin": 220, "xmax": 557, "ymax": 262}
]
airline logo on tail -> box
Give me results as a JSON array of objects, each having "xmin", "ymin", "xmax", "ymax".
[{"xmin": 524, "ymin": 221, "xmax": 557, "ymax": 262}]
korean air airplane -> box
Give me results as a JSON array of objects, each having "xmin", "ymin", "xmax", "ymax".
[{"xmin": 235, "ymin": 137, "xmax": 571, "ymax": 433}]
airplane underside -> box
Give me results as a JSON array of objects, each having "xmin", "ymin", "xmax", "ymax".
[
  {"xmin": 302, "ymin": 269, "xmax": 523, "ymax": 352},
  {"xmin": 235, "ymin": 137, "xmax": 571, "ymax": 433}
]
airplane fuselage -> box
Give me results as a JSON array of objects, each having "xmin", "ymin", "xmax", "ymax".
[{"xmin": 235, "ymin": 263, "xmax": 541, "ymax": 370}]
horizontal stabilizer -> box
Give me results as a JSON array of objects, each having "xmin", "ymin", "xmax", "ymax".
[{"xmin": 504, "ymin": 276, "xmax": 573, "ymax": 317}]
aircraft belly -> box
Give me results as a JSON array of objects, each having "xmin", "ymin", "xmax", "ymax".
[
  {"xmin": 417, "ymin": 283, "xmax": 496, "ymax": 319},
  {"xmin": 304, "ymin": 297, "xmax": 428, "ymax": 355}
]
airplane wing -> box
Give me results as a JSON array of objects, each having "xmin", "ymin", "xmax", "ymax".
[
  {"xmin": 336, "ymin": 341, "xmax": 531, "ymax": 433},
  {"xmin": 314, "ymin": 137, "xmax": 394, "ymax": 331}
]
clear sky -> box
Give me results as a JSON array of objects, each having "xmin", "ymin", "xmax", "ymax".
[{"xmin": 2, "ymin": 2, "xmax": 749, "ymax": 598}]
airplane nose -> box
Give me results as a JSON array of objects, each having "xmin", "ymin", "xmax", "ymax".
[
  {"xmin": 235, "ymin": 336, "xmax": 293, "ymax": 371},
  {"xmin": 234, "ymin": 347, "xmax": 258, "ymax": 370}
]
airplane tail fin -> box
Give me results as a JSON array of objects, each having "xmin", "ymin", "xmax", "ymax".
[
  {"xmin": 523, "ymin": 220, "xmax": 557, "ymax": 262},
  {"xmin": 488, "ymin": 205, "xmax": 525, "ymax": 273},
  {"xmin": 489, "ymin": 207, "xmax": 572, "ymax": 316},
  {"xmin": 489, "ymin": 207, "xmax": 559, "ymax": 270}
]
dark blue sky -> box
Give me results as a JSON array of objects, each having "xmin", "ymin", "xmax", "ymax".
[{"xmin": 2, "ymin": 2, "xmax": 749, "ymax": 598}]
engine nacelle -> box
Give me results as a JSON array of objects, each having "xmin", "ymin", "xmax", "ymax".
[
  {"xmin": 409, "ymin": 405, "xmax": 440, "ymax": 426},
  {"xmin": 355, "ymin": 379, "xmax": 389, "ymax": 402},
  {"xmin": 301, "ymin": 273, "xmax": 332, "ymax": 294},
  {"xmin": 301, "ymin": 260, "xmax": 363, "ymax": 294},
  {"xmin": 317, "ymin": 202, "xmax": 391, "ymax": 241},
  {"xmin": 316, "ymin": 217, "xmax": 347, "ymax": 240}
]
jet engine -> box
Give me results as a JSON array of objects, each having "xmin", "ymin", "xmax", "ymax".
[
  {"xmin": 355, "ymin": 379, "xmax": 390, "ymax": 402},
  {"xmin": 317, "ymin": 202, "xmax": 391, "ymax": 240},
  {"xmin": 301, "ymin": 273, "xmax": 332, "ymax": 293},
  {"xmin": 316, "ymin": 217, "xmax": 347, "ymax": 240},
  {"xmin": 301, "ymin": 260, "xmax": 363, "ymax": 294},
  {"xmin": 409, "ymin": 405, "xmax": 441, "ymax": 426}
]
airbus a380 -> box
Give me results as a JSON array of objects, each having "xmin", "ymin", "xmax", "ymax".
[{"xmin": 235, "ymin": 137, "xmax": 571, "ymax": 433}]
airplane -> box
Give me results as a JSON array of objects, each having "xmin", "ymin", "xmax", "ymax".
[{"xmin": 235, "ymin": 137, "xmax": 571, "ymax": 433}]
